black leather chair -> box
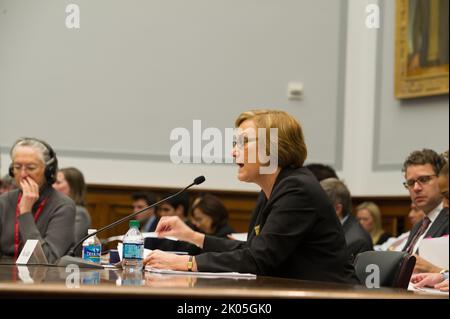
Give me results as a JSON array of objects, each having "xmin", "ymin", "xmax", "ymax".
[{"xmin": 354, "ymin": 251, "xmax": 416, "ymax": 289}]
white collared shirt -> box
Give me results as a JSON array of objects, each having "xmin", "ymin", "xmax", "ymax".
[
  {"xmin": 413, "ymin": 202, "xmax": 444, "ymax": 254},
  {"xmin": 340, "ymin": 215, "xmax": 349, "ymax": 226}
]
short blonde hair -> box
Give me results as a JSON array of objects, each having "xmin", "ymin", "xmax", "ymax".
[
  {"xmin": 356, "ymin": 201, "xmax": 384, "ymax": 244},
  {"xmin": 235, "ymin": 109, "xmax": 307, "ymax": 168}
]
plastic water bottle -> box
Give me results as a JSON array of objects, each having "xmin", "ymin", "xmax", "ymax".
[
  {"xmin": 82, "ymin": 229, "xmax": 102, "ymax": 264},
  {"xmin": 122, "ymin": 220, "xmax": 144, "ymax": 269},
  {"xmin": 121, "ymin": 266, "xmax": 144, "ymax": 286}
]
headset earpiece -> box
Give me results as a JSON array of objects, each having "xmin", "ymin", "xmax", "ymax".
[{"xmin": 8, "ymin": 137, "xmax": 58, "ymax": 185}]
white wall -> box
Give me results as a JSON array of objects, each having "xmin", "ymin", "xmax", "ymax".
[{"xmin": 1, "ymin": 0, "xmax": 448, "ymax": 196}]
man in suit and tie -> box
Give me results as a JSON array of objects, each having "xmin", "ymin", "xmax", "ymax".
[
  {"xmin": 320, "ymin": 178, "xmax": 373, "ymax": 262},
  {"xmin": 401, "ymin": 149, "xmax": 448, "ymax": 273},
  {"xmin": 131, "ymin": 192, "xmax": 159, "ymax": 233}
]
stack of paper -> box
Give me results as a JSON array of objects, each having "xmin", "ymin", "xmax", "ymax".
[
  {"xmin": 145, "ymin": 266, "xmax": 256, "ymax": 279},
  {"xmin": 407, "ymin": 282, "xmax": 449, "ymax": 296},
  {"xmin": 419, "ymin": 236, "xmax": 449, "ymax": 269},
  {"xmin": 107, "ymin": 232, "xmax": 178, "ymax": 243}
]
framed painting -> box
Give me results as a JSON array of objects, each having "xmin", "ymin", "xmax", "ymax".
[{"xmin": 395, "ymin": 0, "xmax": 449, "ymax": 99}]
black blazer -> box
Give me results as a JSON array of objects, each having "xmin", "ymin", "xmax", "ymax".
[
  {"xmin": 403, "ymin": 207, "xmax": 449, "ymax": 253},
  {"xmin": 212, "ymin": 224, "xmax": 235, "ymax": 238},
  {"xmin": 342, "ymin": 215, "xmax": 373, "ymax": 262},
  {"xmin": 195, "ymin": 167, "xmax": 356, "ymax": 283}
]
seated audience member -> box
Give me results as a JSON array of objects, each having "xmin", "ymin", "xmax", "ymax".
[
  {"xmin": 144, "ymin": 109, "xmax": 356, "ymax": 283},
  {"xmin": 158, "ymin": 192, "xmax": 196, "ymax": 227},
  {"xmin": 375, "ymin": 203, "xmax": 425, "ymax": 251},
  {"xmin": 145, "ymin": 191, "xmax": 200, "ymax": 255},
  {"xmin": 53, "ymin": 167, "xmax": 91, "ymax": 251},
  {"xmin": 190, "ymin": 194, "xmax": 235, "ymax": 238},
  {"xmin": 305, "ymin": 163, "xmax": 338, "ymax": 182},
  {"xmin": 131, "ymin": 192, "xmax": 158, "ymax": 232},
  {"xmin": 356, "ymin": 202, "xmax": 391, "ymax": 246},
  {"xmin": 401, "ymin": 149, "xmax": 448, "ymax": 273},
  {"xmin": 0, "ymin": 175, "xmax": 17, "ymax": 195},
  {"xmin": 0, "ymin": 138, "xmax": 75, "ymax": 263},
  {"xmin": 411, "ymin": 271, "xmax": 449, "ymax": 292},
  {"xmin": 320, "ymin": 178, "xmax": 372, "ymax": 262}
]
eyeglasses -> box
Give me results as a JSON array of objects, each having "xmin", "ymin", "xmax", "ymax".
[
  {"xmin": 403, "ymin": 175, "xmax": 437, "ymax": 189},
  {"xmin": 12, "ymin": 164, "xmax": 41, "ymax": 174},
  {"xmin": 232, "ymin": 135, "xmax": 257, "ymax": 149}
]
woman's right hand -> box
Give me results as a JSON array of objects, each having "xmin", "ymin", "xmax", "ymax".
[
  {"xmin": 19, "ymin": 177, "xmax": 40, "ymax": 214},
  {"xmin": 156, "ymin": 216, "xmax": 204, "ymax": 247}
]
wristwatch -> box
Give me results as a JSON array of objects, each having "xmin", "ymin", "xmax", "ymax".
[
  {"xmin": 439, "ymin": 269, "xmax": 449, "ymax": 280},
  {"xmin": 187, "ymin": 256, "xmax": 193, "ymax": 272}
]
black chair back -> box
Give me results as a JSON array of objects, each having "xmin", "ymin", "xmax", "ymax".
[{"xmin": 354, "ymin": 251, "xmax": 416, "ymax": 288}]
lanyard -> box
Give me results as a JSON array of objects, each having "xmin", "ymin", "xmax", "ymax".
[{"xmin": 14, "ymin": 193, "xmax": 49, "ymax": 260}]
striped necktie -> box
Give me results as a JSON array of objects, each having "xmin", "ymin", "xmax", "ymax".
[{"xmin": 404, "ymin": 216, "xmax": 431, "ymax": 254}]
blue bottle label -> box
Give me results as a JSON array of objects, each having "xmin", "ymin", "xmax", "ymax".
[
  {"xmin": 123, "ymin": 243, "xmax": 143, "ymax": 260},
  {"xmin": 83, "ymin": 245, "xmax": 101, "ymax": 263}
]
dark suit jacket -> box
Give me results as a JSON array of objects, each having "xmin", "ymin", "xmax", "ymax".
[
  {"xmin": 142, "ymin": 216, "xmax": 159, "ymax": 233},
  {"xmin": 342, "ymin": 215, "xmax": 373, "ymax": 262},
  {"xmin": 213, "ymin": 224, "xmax": 235, "ymax": 238},
  {"xmin": 403, "ymin": 207, "xmax": 449, "ymax": 253},
  {"xmin": 195, "ymin": 167, "xmax": 356, "ymax": 283}
]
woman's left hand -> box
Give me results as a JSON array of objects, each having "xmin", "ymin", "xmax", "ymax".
[{"xmin": 143, "ymin": 250, "xmax": 189, "ymax": 271}]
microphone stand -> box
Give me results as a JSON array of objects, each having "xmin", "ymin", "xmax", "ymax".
[{"xmin": 56, "ymin": 176, "xmax": 205, "ymax": 268}]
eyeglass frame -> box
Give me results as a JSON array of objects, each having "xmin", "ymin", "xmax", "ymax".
[
  {"xmin": 403, "ymin": 174, "xmax": 437, "ymax": 189},
  {"xmin": 232, "ymin": 135, "xmax": 258, "ymax": 149}
]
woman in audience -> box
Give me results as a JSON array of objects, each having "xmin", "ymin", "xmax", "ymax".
[
  {"xmin": 190, "ymin": 194, "xmax": 235, "ymax": 238},
  {"xmin": 0, "ymin": 138, "xmax": 75, "ymax": 263},
  {"xmin": 144, "ymin": 109, "xmax": 355, "ymax": 283},
  {"xmin": 53, "ymin": 167, "xmax": 91, "ymax": 250},
  {"xmin": 356, "ymin": 201, "xmax": 390, "ymax": 245}
]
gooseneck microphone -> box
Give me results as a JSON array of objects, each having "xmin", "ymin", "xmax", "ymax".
[{"xmin": 56, "ymin": 176, "xmax": 205, "ymax": 268}]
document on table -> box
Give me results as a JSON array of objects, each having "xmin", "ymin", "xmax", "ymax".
[
  {"xmin": 408, "ymin": 282, "xmax": 449, "ymax": 296},
  {"xmin": 418, "ymin": 236, "xmax": 449, "ymax": 269},
  {"xmin": 107, "ymin": 232, "xmax": 178, "ymax": 243},
  {"xmin": 116, "ymin": 243, "xmax": 187, "ymax": 262},
  {"xmin": 230, "ymin": 233, "xmax": 248, "ymax": 241},
  {"xmin": 145, "ymin": 266, "xmax": 256, "ymax": 279}
]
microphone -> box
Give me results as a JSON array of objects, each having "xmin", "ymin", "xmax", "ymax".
[{"xmin": 56, "ymin": 176, "xmax": 205, "ymax": 268}]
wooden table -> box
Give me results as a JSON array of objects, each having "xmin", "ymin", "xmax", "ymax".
[{"xmin": 0, "ymin": 264, "xmax": 446, "ymax": 299}]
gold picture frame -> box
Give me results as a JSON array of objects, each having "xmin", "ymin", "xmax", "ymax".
[{"xmin": 395, "ymin": 0, "xmax": 449, "ymax": 99}]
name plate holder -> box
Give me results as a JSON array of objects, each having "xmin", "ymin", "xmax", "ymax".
[{"xmin": 16, "ymin": 239, "xmax": 48, "ymax": 265}]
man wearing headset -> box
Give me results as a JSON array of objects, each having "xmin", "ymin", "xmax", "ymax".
[{"xmin": 0, "ymin": 138, "xmax": 76, "ymax": 263}]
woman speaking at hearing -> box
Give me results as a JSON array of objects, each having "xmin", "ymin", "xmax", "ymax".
[{"xmin": 144, "ymin": 110, "xmax": 355, "ymax": 283}]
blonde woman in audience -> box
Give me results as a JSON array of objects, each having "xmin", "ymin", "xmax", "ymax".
[{"xmin": 356, "ymin": 201, "xmax": 390, "ymax": 245}]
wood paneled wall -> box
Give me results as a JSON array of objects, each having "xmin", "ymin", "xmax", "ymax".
[{"xmin": 86, "ymin": 184, "xmax": 413, "ymax": 240}]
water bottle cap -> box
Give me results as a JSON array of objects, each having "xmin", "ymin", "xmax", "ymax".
[
  {"xmin": 129, "ymin": 220, "xmax": 140, "ymax": 228},
  {"xmin": 87, "ymin": 229, "xmax": 97, "ymax": 235}
]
